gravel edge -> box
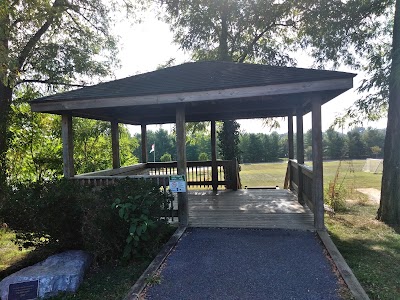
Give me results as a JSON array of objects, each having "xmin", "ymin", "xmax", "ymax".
[{"xmin": 123, "ymin": 226, "xmax": 187, "ymax": 300}]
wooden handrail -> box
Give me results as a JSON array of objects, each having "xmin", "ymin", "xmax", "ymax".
[
  {"xmin": 74, "ymin": 160, "xmax": 241, "ymax": 190},
  {"xmin": 286, "ymin": 159, "xmax": 314, "ymax": 212}
]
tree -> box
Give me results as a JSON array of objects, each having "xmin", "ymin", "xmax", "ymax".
[
  {"xmin": 362, "ymin": 127, "xmax": 385, "ymax": 157},
  {"xmin": 246, "ymin": 134, "xmax": 263, "ymax": 163},
  {"xmin": 378, "ymin": 0, "xmax": 400, "ymax": 224},
  {"xmin": 370, "ymin": 146, "xmax": 382, "ymax": 158},
  {"xmin": 218, "ymin": 120, "xmax": 240, "ymax": 161},
  {"xmin": 160, "ymin": 153, "xmax": 172, "ymax": 162},
  {"xmin": 198, "ymin": 152, "xmax": 208, "ymax": 161},
  {"xmin": 297, "ymin": 0, "xmax": 393, "ymax": 121},
  {"xmin": 8, "ymin": 87, "xmax": 62, "ymax": 182},
  {"xmin": 159, "ymin": 0, "xmax": 298, "ymax": 64},
  {"xmin": 323, "ymin": 128, "xmax": 346, "ymax": 160},
  {"xmin": 347, "ymin": 128, "xmax": 367, "ymax": 159},
  {"xmin": 0, "ymin": 0, "xmax": 138, "ymax": 188},
  {"xmin": 158, "ymin": 0, "xmax": 303, "ymax": 161}
]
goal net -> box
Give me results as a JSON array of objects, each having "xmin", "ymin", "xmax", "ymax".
[{"xmin": 362, "ymin": 158, "xmax": 383, "ymax": 173}]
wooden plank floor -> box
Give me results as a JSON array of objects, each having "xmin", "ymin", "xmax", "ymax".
[{"xmin": 187, "ymin": 189, "xmax": 314, "ymax": 230}]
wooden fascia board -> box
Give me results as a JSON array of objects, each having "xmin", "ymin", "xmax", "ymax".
[
  {"xmin": 135, "ymin": 110, "xmax": 291, "ymax": 124},
  {"xmin": 31, "ymin": 78, "xmax": 353, "ymax": 112}
]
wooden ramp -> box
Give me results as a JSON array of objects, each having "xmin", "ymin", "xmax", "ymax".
[{"xmin": 188, "ymin": 189, "xmax": 314, "ymax": 230}]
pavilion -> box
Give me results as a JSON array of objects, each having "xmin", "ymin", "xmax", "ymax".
[{"xmin": 30, "ymin": 61, "xmax": 356, "ymax": 230}]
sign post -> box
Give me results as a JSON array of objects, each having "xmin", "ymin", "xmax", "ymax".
[{"xmin": 169, "ymin": 175, "xmax": 187, "ymax": 193}]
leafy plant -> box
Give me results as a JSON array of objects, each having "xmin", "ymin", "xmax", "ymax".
[
  {"xmin": 160, "ymin": 153, "xmax": 172, "ymax": 162},
  {"xmin": 324, "ymin": 161, "xmax": 349, "ymax": 212},
  {"xmin": 111, "ymin": 179, "xmax": 173, "ymax": 259},
  {"xmin": 198, "ymin": 152, "xmax": 208, "ymax": 161}
]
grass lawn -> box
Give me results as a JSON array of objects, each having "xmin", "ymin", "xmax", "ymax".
[
  {"xmin": 0, "ymin": 229, "xmax": 32, "ymax": 271},
  {"xmin": 242, "ymin": 160, "xmax": 400, "ymax": 299}
]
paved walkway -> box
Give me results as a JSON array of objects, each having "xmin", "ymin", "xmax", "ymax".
[{"xmin": 144, "ymin": 228, "xmax": 341, "ymax": 300}]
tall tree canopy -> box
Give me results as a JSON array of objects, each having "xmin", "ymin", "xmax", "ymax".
[
  {"xmin": 297, "ymin": 0, "xmax": 393, "ymax": 120},
  {"xmin": 0, "ymin": 0, "xmax": 138, "ymax": 188},
  {"xmin": 160, "ymin": 0, "xmax": 298, "ymax": 64}
]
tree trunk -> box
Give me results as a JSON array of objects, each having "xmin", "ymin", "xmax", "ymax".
[
  {"xmin": 219, "ymin": 13, "xmax": 229, "ymax": 61},
  {"xmin": 0, "ymin": 7, "xmax": 11, "ymax": 189},
  {"xmin": 377, "ymin": 0, "xmax": 400, "ymax": 225},
  {"xmin": 0, "ymin": 83, "xmax": 12, "ymax": 189}
]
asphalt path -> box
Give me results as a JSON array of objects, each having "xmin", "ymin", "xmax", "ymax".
[{"xmin": 144, "ymin": 228, "xmax": 341, "ymax": 300}]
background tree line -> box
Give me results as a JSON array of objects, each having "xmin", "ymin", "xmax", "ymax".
[{"xmin": 133, "ymin": 126, "xmax": 386, "ymax": 164}]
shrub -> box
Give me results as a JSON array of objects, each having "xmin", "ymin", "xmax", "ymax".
[
  {"xmin": 1, "ymin": 180, "xmax": 91, "ymax": 250},
  {"xmin": 324, "ymin": 161, "xmax": 348, "ymax": 212},
  {"xmin": 160, "ymin": 153, "xmax": 172, "ymax": 162},
  {"xmin": 198, "ymin": 152, "xmax": 209, "ymax": 161},
  {"xmin": 0, "ymin": 178, "xmax": 174, "ymax": 263}
]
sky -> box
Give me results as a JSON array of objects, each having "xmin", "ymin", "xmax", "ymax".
[{"xmin": 111, "ymin": 10, "xmax": 388, "ymax": 136}]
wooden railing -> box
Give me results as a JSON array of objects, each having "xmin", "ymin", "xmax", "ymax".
[
  {"xmin": 76, "ymin": 159, "xmax": 241, "ymax": 190},
  {"xmin": 146, "ymin": 160, "xmax": 240, "ymax": 190},
  {"xmin": 285, "ymin": 159, "xmax": 314, "ymax": 212}
]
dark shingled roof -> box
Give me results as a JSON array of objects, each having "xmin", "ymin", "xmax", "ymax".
[{"xmin": 32, "ymin": 61, "xmax": 356, "ymax": 103}]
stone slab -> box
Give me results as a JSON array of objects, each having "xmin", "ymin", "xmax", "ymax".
[{"xmin": 0, "ymin": 250, "xmax": 92, "ymax": 300}]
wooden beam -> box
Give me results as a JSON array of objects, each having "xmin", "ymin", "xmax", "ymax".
[
  {"xmin": 296, "ymin": 108, "xmax": 305, "ymax": 205},
  {"xmin": 312, "ymin": 97, "xmax": 324, "ymax": 230},
  {"xmin": 288, "ymin": 114, "xmax": 294, "ymax": 190},
  {"xmin": 111, "ymin": 121, "xmax": 120, "ymax": 169},
  {"xmin": 31, "ymin": 78, "xmax": 354, "ymax": 112},
  {"xmin": 61, "ymin": 115, "xmax": 74, "ymax": 178},
  {"xmin": 176, "ymin": 105, "xmax": 188, "ymax": 226},
  {"xmin": 288, "ymin": 114, "xmax": 294, "ymax": 159},
  {"xmin": 211, "ymin": 120, "xmax": 218, "ymax": 192},
  {"xmin": 134, "ymin": 109, "xmax": 291, "ymax": 125},
  {"xmin": 141, "ymin": 124, "xmax": 147, "ymax": 163}
]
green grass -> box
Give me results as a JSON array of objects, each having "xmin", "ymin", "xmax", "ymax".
[
  {"xmin": 49, "ymin": 260, "xmax": 153, "ymax": 300},
  {"xmin": 326, "ymin": 203, "xmax": 400, "ymax": 300},
  {"xmin": 240, "ymin": 160, "xmax": 382, "ymax": 189},
  {"xmin": 0, "ymin": 229, "xmax": 32, "ymax": 271},
  {"xmin": 240, "ymin": 161, "xmax": 288, "ymax": 187}
]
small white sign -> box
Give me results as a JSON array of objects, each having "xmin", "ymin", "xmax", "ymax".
[{"xmin": 169, "ymin": 175, "xmax": 187, "ymax": 192}]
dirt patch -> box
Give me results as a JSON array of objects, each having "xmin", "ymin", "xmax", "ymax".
[{"xmin": 356, "ymin": 188, "xmax": 380, "ymax": 203}]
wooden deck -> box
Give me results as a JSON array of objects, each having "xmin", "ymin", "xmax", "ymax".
[{"xmin": 187, "ymin": 189, "xmax": 314, "ymax": 230}]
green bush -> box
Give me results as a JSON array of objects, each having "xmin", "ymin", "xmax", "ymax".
[
  {"xmin": 160, "ymin": 153, "xmax": 172, "ymax": 162},
  {"xmin": 0, "ymin": 179, "xmax": 174, "ymax": 263},
  {"xmin": 198, "ymin": 152, "xmax": 209, "ymax": 161},
  {"xmin": 325, "ymin": 182, "xmax": 347, "ymax": 212}
]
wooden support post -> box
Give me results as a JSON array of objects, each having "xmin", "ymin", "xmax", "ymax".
[
  {"xmin": 141, "ymin": 124, "xmax": 147, "ymax": 163},
  {"xmin": 111, "ymin": 121, "xmax": 120, "ymax": 169},
  {"xmin": 211, "ymin": 120, "xmax": 218, "ymax": 192},
  {"xmin": 61, "ymin": 115, "xmax": 74, "ymax": 178},
  {"xmin": 288, "ymin": 114, "xmax": 294, "ymax": 190},
  {"xmin": 288, "ymin": 114, "xmax": 294, "ymax": 159},
  {"xmin": 296, "ymin": 108, "xmax": 305, "ymax": 205},
  {"xmin": 176, "ymin": 105, "xmax": 188, "ymax": 226},
  {"xmin": 312, "ymin": 97, "xmax": 324, "ymax": 230}
]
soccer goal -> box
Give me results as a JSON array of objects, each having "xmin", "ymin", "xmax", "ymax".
[{"xmin": 362, "ymin": 158, "xmax": 383, "ymax": 174}]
